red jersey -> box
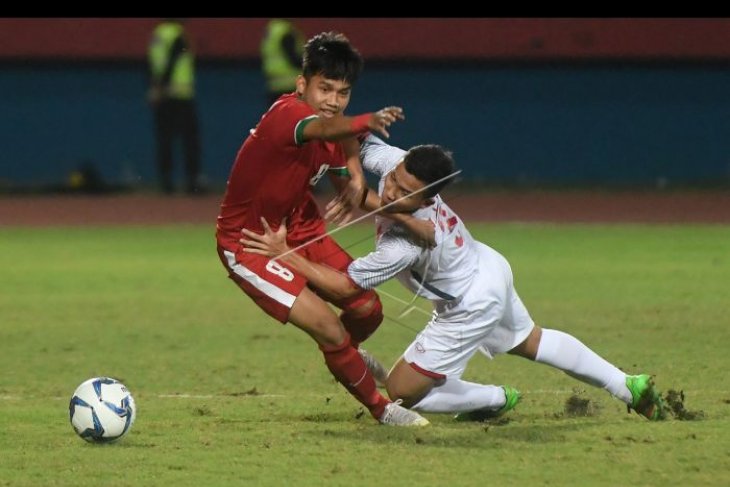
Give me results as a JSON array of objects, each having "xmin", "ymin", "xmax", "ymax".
[{"xmin": 216, "ymin": 94, "xmax": 346, "ymax": 251}]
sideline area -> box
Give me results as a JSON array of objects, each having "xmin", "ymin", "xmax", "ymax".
[{"xmin": 1, "ymin": 190, "xmax": 729, "ymax": 226}]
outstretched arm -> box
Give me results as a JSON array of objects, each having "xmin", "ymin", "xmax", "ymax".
[{"xmin": 302, "ymin": 106, "xmax": 405, "ymax": 142}]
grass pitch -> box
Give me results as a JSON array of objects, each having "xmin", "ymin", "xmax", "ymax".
[{"xmin": 1, "ymin": 223, "xmax": 729, "ymax": 486}]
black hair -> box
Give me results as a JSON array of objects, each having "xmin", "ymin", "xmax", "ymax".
[
  {"xmin": 403, "ymin": 145, "xmax": 456, "ymax": 198},
  {"xmin": 302, "ymin": 32, "xmax": 363, "ymax": 85}
]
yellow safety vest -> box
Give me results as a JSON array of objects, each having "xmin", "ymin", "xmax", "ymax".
[
  {"xmin": 148, "ymin": 22, "xmax": 195, "ymax": 99},
  {"xmin": 261, "ymin": 19, "xmax": 304, "ymax": 93}
]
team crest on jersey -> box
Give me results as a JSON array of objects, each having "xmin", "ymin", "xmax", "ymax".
[
  {"xmin": 447, "ymin": 216, "xmax": 458, "ymax": 233},
  {"xmin": 309, "ymin": 164, "xmax": 330, "ymax": 186},
  {"xmin": 445, "ymin": 215, "xmax": 463, "ymax": 246}
]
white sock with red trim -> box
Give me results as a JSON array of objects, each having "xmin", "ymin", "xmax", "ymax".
[{"xmin": 410, "ymin": 379, "xmax": 505, "ymax": 413}]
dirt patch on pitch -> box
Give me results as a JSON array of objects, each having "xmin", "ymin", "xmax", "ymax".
[
  {"xmin": 554, "ymin": 388, "xmax": 602, "ymax": 418},
  {"xmin": 663, "ymin": 389, "xmax": 705, "ymax": 421}
]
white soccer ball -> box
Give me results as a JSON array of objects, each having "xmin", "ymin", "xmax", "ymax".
[{"xmin": 68, "ymin": 377, "xmax": 136, "ymax": 443}]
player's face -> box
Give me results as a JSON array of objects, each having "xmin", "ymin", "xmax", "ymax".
[
  {"xmin": 380, "ymin": 162, "xmax": 429, "ymax": 213},
  {"xmin": 296, "ymin": 74, "xmax": 352, "ymax": 119}
]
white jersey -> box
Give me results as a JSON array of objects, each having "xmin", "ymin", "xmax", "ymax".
[
  {"xmin": 348, "ymin": 135, "xmax": 481, "ymax": 321},
  {"xmin": 348, "ymin": 136, "xmax": 535, "ymax": 377}
]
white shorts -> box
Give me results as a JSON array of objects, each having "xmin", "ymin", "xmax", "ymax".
[{"xmin": 403, "ymin": 243, "xmax": 535, "ymax": 379}]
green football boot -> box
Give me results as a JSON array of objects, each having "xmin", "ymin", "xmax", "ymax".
[
  {"xmin": 625, "ymin": 374, "xmax": 667, "ymax": 421},
  {"xmin": 454, "ymin": 385, "xmax": 521, "ymax": 422}
]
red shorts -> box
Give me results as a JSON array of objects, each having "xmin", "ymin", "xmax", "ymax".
[{"xmin": 217, "ymin": 234, "xmax": 355, "ymax": 323}]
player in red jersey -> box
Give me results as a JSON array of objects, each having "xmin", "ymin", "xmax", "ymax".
[{"xmin": 216, "ymin": 32, "xmax": 428, "ymax": 426}]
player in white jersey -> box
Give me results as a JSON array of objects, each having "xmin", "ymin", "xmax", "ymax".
[{"xmin": 241, "ymin": 135, "xmax": 667, "ymax": 421}]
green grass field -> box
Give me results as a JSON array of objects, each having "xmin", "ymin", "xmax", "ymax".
[{"xmin": 1, "ymin": 223, "xmax": 729, "ymax": 486}]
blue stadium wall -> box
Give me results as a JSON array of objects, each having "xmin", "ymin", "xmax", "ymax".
[{"xmin": 2, "ymin": 63, "xmax": 730, "ymax": 188}]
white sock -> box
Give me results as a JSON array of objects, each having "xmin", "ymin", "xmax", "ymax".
[
  {"xmin": 535, "ymin": 328, "xmax": 631, "ymax": 404},
  {"xmin": 411, "ymin": 379, "xmax": 506, "ymax": 413}
]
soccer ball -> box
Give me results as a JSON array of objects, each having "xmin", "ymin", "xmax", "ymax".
[{"xmin": 69, "ymin": 377, "xmax": 136, "ymax": 443}]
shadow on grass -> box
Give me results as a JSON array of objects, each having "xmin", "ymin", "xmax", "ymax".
[{"xmin": 303, "ymin": 415, "xmax": 609, "ymax": 449}]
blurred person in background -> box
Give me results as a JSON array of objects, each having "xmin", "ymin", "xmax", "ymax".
[
  {"xmin": 148, "ymin": 19, "xmax": 204, "ymax": 194},
  {"xmin": 261, "ymin": 19, "xmax": 305, "ymax": 107}
]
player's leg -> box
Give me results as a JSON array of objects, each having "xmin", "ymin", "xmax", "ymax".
[
  {"xmin": 303, "ymin": 236, "xmax": 383, "ymax": 347},
  {"xmin": 288, "ymin": 293, "xmax": 427, "ymax": 425},
  {"xmin": 490, "ymin": 245, "xmax": 665, "ymax": 419},
  {"xmin": 493, "ymin": 245, "xmax": 632, "ymax": 403},
  {"xmin": 217, "ymin": 247, "xmax": 392, "ymax": 420},
  {"xmin": 287, "ymin": 286, "xmax": 389, "ymax": 419},
  {"xmin": 386, "ymin": 315, "xmax": 510, "ymax": 414},
  {"xmin": 384, "ymin": 356, "xmax": 439, "ymax": 408},
  {"xmin": 387, "ymin": 356, "xmax": 507, "ymax": 413},
  {"xmin": 509, "ymin": 322, "xmax": 666, "ymax": 419},
  {"xmin": 506, "ymin": 293, "xmax": 633, "ymax": 404},
  {"xmin": 478, "ymin": 245, "xmax": 628, "ymax": 397},
  {"xmin": 405, "ymin": 244, "xmax": 530, "ymax": 417},
  {"xmin": 358, "ymin": 348, "xmax": 389, "ymax": 386},
  {"xmin": 332, "ymin": 290, "xmax": 382, "ymax": 347}
]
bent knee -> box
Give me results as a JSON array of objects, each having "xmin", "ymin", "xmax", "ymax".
[
  {"xmin": 343, "ymin": 291, "xmax": 382, "ymax": 318},
  {"xmin": 509, "ymin": 325, "xmax": 542, "ymax": 360},
  {"xmin": 385, "ymin": 361, "xmax": 434, "ymax": 408}
]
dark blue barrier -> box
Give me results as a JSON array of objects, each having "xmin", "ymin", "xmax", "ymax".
[{"xmin": 2, "ymin": 64, "xmax": 730, "ymax": 189}]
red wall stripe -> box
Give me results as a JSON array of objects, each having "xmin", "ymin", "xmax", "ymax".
[{"xmin": 2, "ymin": 18, "xmax": 730, "ymax": 60}]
